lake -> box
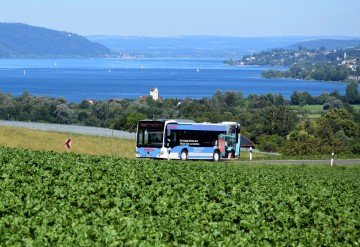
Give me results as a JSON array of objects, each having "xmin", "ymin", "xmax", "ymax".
[{"xmin": 0, "ymin": 58, "xmax": 347, "ymax": 103}]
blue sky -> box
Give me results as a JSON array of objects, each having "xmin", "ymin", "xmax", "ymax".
[{"xmin": 1, "ymin": 0, "xmax": 359, "ymax": 37}]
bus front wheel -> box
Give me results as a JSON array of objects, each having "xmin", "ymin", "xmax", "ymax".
[
  {"xmin": 213, "ymin": 151, "xmax": 220, "ymax": 162},
  {"xmin": 180, "ymin": 150, "xmax": 188, "ymax": 161}
]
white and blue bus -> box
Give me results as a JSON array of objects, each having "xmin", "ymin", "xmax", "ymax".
[{"xmin": 136, "ymin": 119, "xmax": 241, "ymax": 161}]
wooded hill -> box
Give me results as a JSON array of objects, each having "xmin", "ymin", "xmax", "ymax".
[
  {"xmin": 0, "ymin": 23, "xmax": 112, "ymax": 58},
  {"xmin": 288, "ymin": 39, "xmax": 360, "ymax": 51}
]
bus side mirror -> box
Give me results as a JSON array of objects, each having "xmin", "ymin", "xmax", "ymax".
[
  {"xmin": 235, "ymin": 126, "xmax": 240, "ymax": 143},
  {"xmin": 166, "ymin": 139, "xmax": 170, "ymax": 147}
]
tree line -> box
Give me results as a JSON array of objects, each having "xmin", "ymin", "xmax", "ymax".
[
  {"xmin": 262, "ymin": 62, "xmax": 357, "ymax": 82},
  {"xmin": 0, "ymin": 83, "xmax": 359, "ymax": 156}
]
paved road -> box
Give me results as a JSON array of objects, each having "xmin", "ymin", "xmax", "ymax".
[
  {"xmin": 239, "ymin": 159, "xmax": 360, "ymax": 165},
  {"xmin": 1, "ymin": 120, "xmax": 359, "ymax": 164}
]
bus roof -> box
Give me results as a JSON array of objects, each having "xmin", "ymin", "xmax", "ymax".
[
  {"xmin": 139, "ymin": 119, "xmax": 195, "ymax": 124},
  {"xmin": 164, "ymin": 119, "xmax": 195, "ymax": 124},
  {"xmin": 221, "ymin": 121, "xmax": 240, "ymax": 126}
]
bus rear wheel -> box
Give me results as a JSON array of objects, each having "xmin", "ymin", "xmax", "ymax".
[
  {"xmin": 213, "ymin": 151, "xmax": 220, "ymax": 162},
  {"xmin": 180, "ymin": 150, "xmax": 188, "ymax": 161}
]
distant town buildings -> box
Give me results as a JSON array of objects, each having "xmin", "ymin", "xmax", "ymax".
[{"xmin": 341, "ymin": 55, "xmax": 358, "ymax": 72}]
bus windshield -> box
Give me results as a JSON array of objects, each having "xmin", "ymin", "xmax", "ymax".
[{"xmin": 136, "ymin": 121, "xmax": 164, "ymax": 148}]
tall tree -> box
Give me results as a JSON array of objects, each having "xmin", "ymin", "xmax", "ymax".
[{"xmin": 345, "ymin": 82, "xmax": 360, "ymax": 104}]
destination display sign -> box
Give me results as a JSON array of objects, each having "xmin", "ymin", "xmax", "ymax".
[{"xmin": 138, "ymin": 121, "xmax": 164, "ymax": 130}]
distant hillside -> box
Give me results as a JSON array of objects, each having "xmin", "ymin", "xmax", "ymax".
[
  {"xmin": 0, "ymin": 23, "xmax": 112, "ymax": 58},
  {"xmin": 87, "ymin": 35, "xmax": 322, "ymax": 58},
  {"xmin": 87, "ymin": 35, "xmax": 360, "ymax": 58},
  {"xmin": 288, "ymin": 39, "xmax": 360, "ymax": 51}
]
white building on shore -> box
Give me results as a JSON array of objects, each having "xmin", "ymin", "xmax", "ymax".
[{"xmin": 150, "ymin": 87, "xmax": 159, "ymax": 101}]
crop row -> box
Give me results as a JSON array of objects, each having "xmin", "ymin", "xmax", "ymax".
[{"xmin": 0, "ymin": 146, "xmax": 359, "ymax": 246}]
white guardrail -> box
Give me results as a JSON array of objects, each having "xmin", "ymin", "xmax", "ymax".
[{"xmin": 0, "ymin": 120, "xmax": 136, "ymax": 140}]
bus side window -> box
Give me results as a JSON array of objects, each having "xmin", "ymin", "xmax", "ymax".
[{"xmin": 167, "ymin": 132, "xmax": 177, "ymax": 148}]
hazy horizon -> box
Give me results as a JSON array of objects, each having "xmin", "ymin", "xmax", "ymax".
[
  {"xmin": 1, "ymin": 0, "xmax": 359, "ymax": 37},
  {"xmin": 85, "ymin": 34, "xmax": 360, "ymax": 39}
]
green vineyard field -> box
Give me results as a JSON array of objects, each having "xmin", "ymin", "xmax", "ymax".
[{"xmin": 0, "ymin": 146, "xmax": 359, "ymax": 246}]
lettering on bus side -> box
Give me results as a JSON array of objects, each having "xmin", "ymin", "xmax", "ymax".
[{"xmin": 180, "ymin": 139, "xmax": 200, "ymax": 146}]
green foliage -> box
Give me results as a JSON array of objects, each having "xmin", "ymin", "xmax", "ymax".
[
  {"xmin": 261, "ymin": 69, "xmax": 284, "ymax": 78},
  {"xmin": 247, "ymin": 93, "xmax": 286, "ymax": 108},
  {"xmin": 323, "ymin": 96, "xmax": 344, "ymax": 110},
  {"xmin": 349, "ymin": 138, "xmax": 360, "ymax": 154},
  {"xmin": 0, "ymin": 146, "xmax": 359, "ymax": 245},
  {"xmin": 282, "ymin": 108, "xmax": 360, "ymax": 156},
  {"xmin": 53, "ymin": 104, "xmax": 77, "ymax": 124},
  {"xmin": 290, "ymin": 91, "xmax": 316, "ymax": 106},
  {"xmin": 249, "ymin": 106, "xmax": 298, "ymax": 141},
  {"xmin": 281, "ymin": 134, "xmax": 343, "ymax": 156},
  {"xmin": 257, "ymin": 135, "xmax": 286, "ymax": 152},
  {"xmin": 345, "ymin": 82, "xmax": 360, "ymax": 104},
  {"xmin": 323, "ymin": 108, "xmax": 359, "ymax": 138},
  {"xmin": 124, "ymin": 112, "xmax": 146, "ymax": 131}
]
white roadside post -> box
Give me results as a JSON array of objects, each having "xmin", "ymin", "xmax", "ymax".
[
  {"xmin": 250, "ymin": 147, "xmax": 253, "ymax": 161},
  {"xmin": 331, "ymin": 152, "xmax": 334, "ymax": 167}
]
